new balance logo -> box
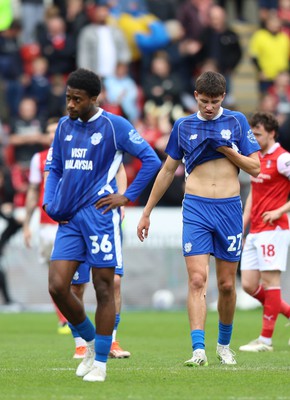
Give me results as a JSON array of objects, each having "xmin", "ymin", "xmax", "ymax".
[
  {"xmin": 64, "ymin": 135, "xmax": 73, "ymax": 141},
  {"xmin": 189, "ymin": 134, "xmax": 198, "ymax": 140},
  {"xmin": 103, "ymin": 254, "xmax": 113, "ymax": 261}
]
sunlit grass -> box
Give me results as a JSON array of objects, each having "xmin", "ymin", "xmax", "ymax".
[{"xmin": 0, "ymin": 309, "xmax": 289, "ymax": 399}]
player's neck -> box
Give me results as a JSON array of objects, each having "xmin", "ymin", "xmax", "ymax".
[{"xmin": 261, "ymin": 140, "xmax": 276, "ymax": 155}]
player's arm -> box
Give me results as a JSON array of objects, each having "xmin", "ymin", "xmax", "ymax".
[
  {"xmin": 23, "ymin": 153, "xmax": 42, "ymax": 247},
  {"xmin": 42, "ymin": 169, "xmax": 51, "ymax": 212},
  {"xmin": 96, "ymin": 149, "xmax": 161, "ymax": 213},
  {"xmin": 96, "ymin": 118, "xmax": 161, "ymax": 213},
  {"xmin": 9, "ymin": 132, "xmax": 44, "ymax": 145},
  {"xmin": 116, "ymin": 163, "xmax": 127, "ymax": 221},
  {"xmin": 216, "ymin": 147, "xmax": 260, "ymax": 177},
  {"xmin": 242, "ymin": 188, "xmax": 252, "ymax": 236},
  {"xmin": 137, "ymin": 156, "xmax": 181, "ymax": 242},
  {"xmin": 23, "ymin": 182, "xmax": 40, "ymax": 248},
  {"xmin": 116, "ymin": 163, "xmax": 127, "ymax": 195},
  {"xmin": 262, "ymin": 200, "xmax": 290, "ymax": 225},
  {"xmin": 43, "ymin": 134, "xmax": 62, "ymax": 213},
  {"xmin": 95, "ymin": 163, "xmax": 129, "ymax": 213},
  {"xmin": 43, "ymin": 170, "xmax": 49, "ymax": 188},
  {"xmin": 262, "ymin": 152, "xmax": 290, "ymax": 224},
  {"xmin": 43, "ymin": 169, "xmax": 68, "ymax": 224}
]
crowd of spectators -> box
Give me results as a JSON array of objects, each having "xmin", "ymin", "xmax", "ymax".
[{"xmin": 0, "ymin": 0, "xmax": 289, "ymax": 213}]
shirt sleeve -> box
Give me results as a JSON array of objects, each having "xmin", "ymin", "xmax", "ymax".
[
  {"xmin": 165, "ymin": 122, "xmax": 183, "ymax": 160},
  {"xmin": 43, "ymin": 124, "xmax": 63, "ymax": 206},
  {"xmin": 114, "ymin": 117, "xmax": 162, "ymax": 202},
  {"xmin": 29, "ymin": 153, "xmax": 41, "ymax": 184},
  {"xmin": 237, "ymin": 114, "xmax": 261, "ymax": 155},
  {"xmin": 277, "ymin": 151, "xmax": 290, "ymax": 179},
  {"xmin": 115, "ymin": 117, "xmax": 153, "ymax": 157}
]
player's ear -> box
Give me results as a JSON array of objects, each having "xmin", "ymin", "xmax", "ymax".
[{"xmin": 91, "ymin": 96, "xmax": 98, "ymax": 105}]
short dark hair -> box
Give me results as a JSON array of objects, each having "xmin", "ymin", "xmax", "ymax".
[
  {"xmin": 66, "ymin": 68, "xmax": 102, "ymax": 97},
  {"xmin": 195, "ymin": 71, "xmax": 226, "ymax": 97},
  {"xmin": 248, "ymin": 112, "xmax": 279, "ymax": 138}
]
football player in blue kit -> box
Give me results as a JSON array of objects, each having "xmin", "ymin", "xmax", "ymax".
[
  {"xmin": 43, "ymin": 68, "xmax": 161, "ymax": 382},
  {"xmin": 70, "ymin": 257, "xmax": 130, "ymax": 359},
  {"xmin": 69, "ymin": 164, "xmax": 131, "ymax": 360},
  {"xmin": 137, "ymin": 71, "xmax": 261, "ymax": 367}
]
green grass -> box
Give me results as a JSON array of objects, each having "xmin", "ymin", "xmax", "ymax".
[{"xmin": 0, "ymin": 309, "xmax": 289, "ymax": 400}]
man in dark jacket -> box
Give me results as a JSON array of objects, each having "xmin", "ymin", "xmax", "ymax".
[{"xmin": 204, "ymin": 5, "xmax": 242, "ymax": 107}]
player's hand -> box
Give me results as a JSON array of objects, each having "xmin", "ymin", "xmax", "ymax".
[
  {"xmin": 95, "ymin": 194, "xmax": 129, "ymax": 214},
  {"xmin": 216, "ymin": 143, "xmax": 240, "ymax": 154},
  {"xmin": 262, "ymin": 210, "xmax": 282, "ymax": 225},
  {"xmin": 43, "ymin": 204, "xmax": 67, "ymax": 223},
  {"xmin": 137, "ymin": 214, "xmax": 150, "ymax": 242},
  {"xmin": 215, "ymin": 145, "xmax": 228, "ymax": 153}
]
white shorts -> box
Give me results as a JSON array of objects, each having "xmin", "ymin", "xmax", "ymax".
[
  {"xmin": 39, "ymin": 224, "xmax": 58, "ymax": 264},
  {"xmin": 240, "ymin": 230, "xmax": 290, "ymax": 272}
]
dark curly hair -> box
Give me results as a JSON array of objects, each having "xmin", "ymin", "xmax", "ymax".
[
  {"xmin": 248, "ymin": 112, "xmax": 279, "ymax": 139},
  {"xmin": 66, "ymin": 68, "xmax": 102, "ymax": 97}
]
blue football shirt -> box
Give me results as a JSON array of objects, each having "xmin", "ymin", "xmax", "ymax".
[
  {"xmin": 44, "ymin": 109, "xmax": 161, "ymax": 220},
  {"xmin": 165, "ymin": 107, "xmax": 261, "ymax": 176}
]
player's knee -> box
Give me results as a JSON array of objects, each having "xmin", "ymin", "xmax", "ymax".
[
  {"xmin": 94, "ymin": 280, "xmax": 114, "ymax": 305},
  {"xmin": 241, "ymin": 279, "xmax": 254, "ymax": 294},
  {"xmin": 188, "ymin": 273, "xmax": 206, "ymax": 291},
  {"xmin": 96, "ymin": 288, "xmax": 113, "ymax": 306},
  {"xmin": 218, "ymin": 280, "xmax": 235, "ymax": 296},
  {"xmin": 48, "ymin": 277, "xmax": 68, "ymax": 299}
]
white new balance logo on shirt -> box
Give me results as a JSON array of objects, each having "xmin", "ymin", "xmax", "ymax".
[
  {"xmin": 189, "ymin": 134, "xmax": 198, "ymax": 140},
  {"xmin": 64, "ymin": 135, "xmax": 73, "ymax": 141}
]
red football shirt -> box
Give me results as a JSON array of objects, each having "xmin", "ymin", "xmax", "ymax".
[
  {"xmin": 29, "ymin": 149, "xmax": 57, "ymax": 225},
  {"xmin": 250, "ymin": 143, "xmax": 290, "ymax": 233}
]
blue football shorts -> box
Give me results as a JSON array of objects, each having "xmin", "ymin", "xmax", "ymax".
[
  {"xmin": 71, "ymin": 259, "xmax": 124, "ymax": 284},
  {"xmin": 51, "ymin": 204, "xmax": 123, "ymax": 269},
  {"xmin": 72, "ymin": 262, "xmax": 90, "ymax": 284},
  {"xmin": 182, "ymin": 194, "xmax": 243, "ymax": 262}
]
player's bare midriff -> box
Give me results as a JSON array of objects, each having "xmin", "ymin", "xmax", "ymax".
[{"xmin": 185, "ymin": 157, "xmax": 240, "ymax": 198}]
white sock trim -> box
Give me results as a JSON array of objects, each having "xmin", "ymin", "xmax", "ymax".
[{"xmin": 93, "ymin": 360, "xmax": 106, "ymax": 372}]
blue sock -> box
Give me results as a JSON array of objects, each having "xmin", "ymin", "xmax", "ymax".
[
  {"xmin": 68, "ymin": 322, "xmax": 79, "ymax": 338},
  {"xmin": 73, "ymin": 316, "xmax": 95, "ymax": 342},
  {"xmin": 114, "ymin": 313, "xmax": 120, "ymax": 330},
  {"xmin": 95, "ymin": 334, "xmax": 112, "ymax": 362},
  {"xmin": 190, "ymin": 329, "xmax": 205, "ymax": 351},
  {"xmin": 218, "ymin": 321, "xmax": 233, "ymax": 345}
]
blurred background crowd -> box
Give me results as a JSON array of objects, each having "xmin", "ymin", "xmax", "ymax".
[
  {"xmin": 0, "ymin": 0, "xmax": 290, "ymax": 307},
  {"xmin": 0, "ymin": 0, "xmax": 290, "ymax": 211}
]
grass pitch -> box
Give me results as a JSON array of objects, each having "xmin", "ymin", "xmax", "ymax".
[{"xmin": 0, "ymin": 308, "xmax": 289, "ymax": 400}]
